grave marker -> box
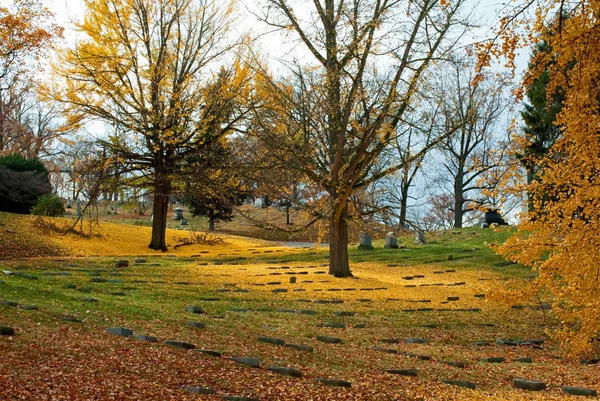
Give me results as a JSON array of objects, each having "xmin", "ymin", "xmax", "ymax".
[{"xmin": 358, "ymin": 233, "xmax": 374, "ymax": 250}]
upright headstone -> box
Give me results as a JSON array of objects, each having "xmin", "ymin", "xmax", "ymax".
[
  {"xmin": 413, "ymin": 229, "xmax": 426, "ymax": 245},
  {"xmin": 384, "ymin": 232, "xmax": 398, "ymax": 249},
  {"xmin": 180, "ymin": 218, "xmax": 188, "ymax": 226},
  {"xmin": 358, "ymin": 233, "xmax": 374, "ymax": 250},
  {"xmin": 173, "ymin": 207, "xmax": 184, "ymax": 220},
  {"xmin": 254, "ymin": 197, "xmax": 266, "ymax": 208}
]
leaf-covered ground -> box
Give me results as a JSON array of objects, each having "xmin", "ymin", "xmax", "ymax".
[{"xmin": 0, "ymin": 218, "xmax": 598, "ymax": 400}]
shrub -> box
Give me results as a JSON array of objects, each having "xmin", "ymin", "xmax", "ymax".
[
  {"xmin": 0, "ymin": 154, "xmax": 48, "ymax": 175},
  {"xmin": 31, "ymin": 194, "xmax": 65, "ymax": 217},
  {"xmin": 0, "ymin": 154, "xmax": 52, "ymax": 214}
]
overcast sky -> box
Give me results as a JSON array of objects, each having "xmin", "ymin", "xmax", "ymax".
[{"xmin": 43, "ymin": 0, "xmax": 530, "ymax": 76}]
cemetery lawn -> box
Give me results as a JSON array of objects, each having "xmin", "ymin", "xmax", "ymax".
[{"xmin": 0, "ymin": 214, "xmax": 598, "ymax": 400}]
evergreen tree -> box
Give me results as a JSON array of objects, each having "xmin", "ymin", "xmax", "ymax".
[{"xmin": 520, "ymin": 44, "xmax": 565, "ymax": 185}]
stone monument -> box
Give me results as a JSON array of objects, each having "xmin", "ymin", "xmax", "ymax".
[
  {"xmin": 384, "ymin": 232, "xmax": 398, "ymax": 248},
  {"xmin": 358, "ymin": 233, "xmax": 374, "ymax": 250},
  {"xmin": 173, "ymin": 207, "xmax": 184, "ymax": 220}
]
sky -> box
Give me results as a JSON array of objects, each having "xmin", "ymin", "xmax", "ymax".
[
  {"xmin": 43, "ymin": 0, "xmax": 531, "ymax": 75},
  {"xmin": 41, "ymin": 0, "xmax": 529, "ymax": 222}
]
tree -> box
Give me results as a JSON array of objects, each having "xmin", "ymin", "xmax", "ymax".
[
  {"xmin": 378, "ymin": 82, "xmax": 450, "ymax": 229},
  {"xmin": 435, "ymin": 56, "xmax": 509, "ymax": 228},
  {"xmin": 52, "ymin": 0, "xmax": 251, "ymax": 251},
  {"xmin": 0, "ymin": 153, "xmax": 51, "ymax": 213},
  {"xmin": 0, "ymin": 0, "xmax": 62, "ymax": 156},
  {"xmin": 185, "ymin": 139, "xmax": 250, "ymax": 231},
  {"xmin": 422, "ymin": 193, "xmax": 455, "ymax": 230},
  {"xmin": 491, "ymin": 0, "xmax": 600, "ymax": 355},
  {"xmin": 238, "ymin": 134, "xmax": 310, "ymax": 226},
  {"xmin": 254, "ymin": 0, "xmax": 470, "ymax": 277},
  {"xmin": 519, "ymin": 40, "xmax": 564, "ymax": 191}
]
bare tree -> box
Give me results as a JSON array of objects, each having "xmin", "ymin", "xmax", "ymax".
[
  {"xmin": 253, "ymin": 0, "xmax": 471, "ymax": 277},
  {"xmin": 434, "ymin": 56, "xmax": 510, "ymax": 227}
]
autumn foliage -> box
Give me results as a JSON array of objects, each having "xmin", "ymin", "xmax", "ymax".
[{"xmin": 492, "ymin": 0, "xmax": 600, "ymax": 355}]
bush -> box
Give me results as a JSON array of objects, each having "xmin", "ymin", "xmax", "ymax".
[
  {"xmin": 0, "ymin": 154, "xmax": 48, "ymax": 175},
  {"xmin": 0, "ymin": 154, "xmax": 52, "ymax": 214},
  {"xmin": 31, "ymin": 194, "xmax": 65, "ymax": 217}
]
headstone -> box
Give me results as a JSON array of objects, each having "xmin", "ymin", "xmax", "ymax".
[
  {"xmin": 105, "ymin": 327, "xmax": 133, "ymax": 337},
  {"xmin": 267, "ymin": 366, "xmax": 302, "ymax": 377},
  {"xmin": 414, "ymin": 229, "xmax": 426, "ymax": 245},
  {"xmin": 405, "ymin": 337, "xmax": 428, "ymax": 344},
  {"xmin": 254, "ymin": 197, "xmax": 266, "ymax": 208},
  {"xmin": 316, "ymin": 335, "xmax": 342, "ymax": 344},
  {"xmin": 0, "ymin": 326, "xmax": 15, "ymax": 335},
  {"xmin": 385, "ymin": 369, "xmax": 418, "ymax": 377},
  {"xmin": 186, "ymin": 321, "xmax": 206, "ymax": 329},
  {"xmin": 316, "ymin": 378, "xmax": 351, "ymax": 387},
  {"xmin": 180, "ymin": 218, "xmax": 188, "ymax": 226},
  {"xmin": 61, "ymin": 316, "xmax": 82, "ymax": 323},
  {"xmin": 562, "ymin": 386, "xmax": 597, "ymax": 396},
  {"xmin": 442, "ymin": 361, "xmax": 466, "ymax": 368},
  {"xmin": 257, "ymin": 336, "xmax": 285, "ymax": 346},
  {"xmin": 384, "ymin": 232, "xmax": 398, "ymax": 249},
  {"xmin": 173, "ymin": 207, "xmax": 184, "ymax": 220},
  {"xmin": 196, "ymin": 349, "xmax": 222, "ymax": 357},
  {"xmin": 513, "ymin": 378, "xmax": 546, "ymax": 391},
  {"xmin": 184, "ymin": 305, "xmax": 205, "ymax": 314},
  {"xmin": 18, "ymin": 304, "xmax": 38, "ymax": 310},
  {"xmin": 230, "ymin": 357, "xmax": 260, "ymax": 368},
  {"xmin": 284, "ymin": 343, "xmax": 313, "ymax": 352},
  {"xmin": 133, "ymin": 334, "xmax": 158, "ymax": 342},
  {"xmin": 164, "ymin": 340, "xmax": 195, "ymax": 349},
  {"xmin": 358, "ymin": 233, "xmax": 374, "ymax": 250},
  {"xmin": 479, "ymin": 357, "xmax": 505, "ymax": 363},
  {"xmin": 115, "ymin": 260, "xmax": 129, "ymax": 268}
]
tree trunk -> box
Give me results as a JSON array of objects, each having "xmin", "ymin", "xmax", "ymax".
[
  {"xmin": 208, "ymin": 208, "xmax": 215, "ymax": 232},
  {"xmin": 399, "ymin": 184, "xmax": 409, "ymax": 228},
  {"xmin": 328, "ymin": 203, "xmax": 352, "ymax": 278},
  {"xmin": 286, "ymin": 202, "xmax": 290, "ymax": 225},
  {"xmin": 526, "ymin": 167, "xmax": 535, "ymax": 212},
  {"xmin": 149, "ymin": 178, "xmax": 170, "ymax": 251},
  {"xmin": 454, "ymin": 168, "xmax": 464, "ymax": 228}
]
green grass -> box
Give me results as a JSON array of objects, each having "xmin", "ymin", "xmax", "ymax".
[{"xmin": 3, "ymin": 227, "xmax": 590, "ymax": 401}]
